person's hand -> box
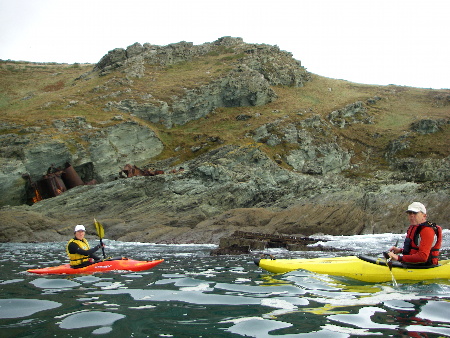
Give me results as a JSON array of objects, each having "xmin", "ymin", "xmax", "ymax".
[
  {"xmin": 389, "ymin": 246, "xmax": 401, "ymax": 254},
  {"xmin": 387, "ymin": 251, "xmax": 399, "ymax": 261}
]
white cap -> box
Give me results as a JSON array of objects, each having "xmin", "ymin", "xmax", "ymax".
[
  {"xmin": 74, "ymin": 224, "xmax": 86, "ymax": 232},
  {"xmin": 406, "ymin": 202, "xmax": 426, "ymax": 214}
]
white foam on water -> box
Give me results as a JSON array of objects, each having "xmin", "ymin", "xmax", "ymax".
[{"xmin": 310, "ymin": 233, "xmax": 405, "ymax": 253}]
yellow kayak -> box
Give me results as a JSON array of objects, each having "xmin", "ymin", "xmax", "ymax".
[{"xmin": 254, "ymin": 255, "xmax": 450, "ymax": 283}]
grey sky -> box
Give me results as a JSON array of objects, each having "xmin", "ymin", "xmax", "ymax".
[{"xmin": 1, "ymin": 0, "xmax": 448, "ymax": 89}]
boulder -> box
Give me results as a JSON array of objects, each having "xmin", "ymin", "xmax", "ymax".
[
  {"xmin": 328, "ymin": 101, "xmax": 373, "ymax": 128},
  {"xmin": 411, "ymin": 118, "xmax": 447, "ymax": 134}
]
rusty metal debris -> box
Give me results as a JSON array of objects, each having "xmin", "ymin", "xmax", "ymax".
[
  {"xmin": 23, "ymin": 162, "xmax": 96, "ymax": 204},
  {"xmin": 118, "ymin": 164, "xmax": 184, "ymax": 178},
  {"xmin": 22, "ymin": 162, "xmax": 184, "ymax": 204},
  {"xmin": 119, "ymin": 164, "xmax": 165, "ymax": 178}
]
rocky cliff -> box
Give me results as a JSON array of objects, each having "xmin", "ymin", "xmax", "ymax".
[
  {"xmin": 1, "ymin": 143, "xmax": 448, "ymax": 243},
  {"xmin": 0, "ymin": 37, "xmax": 448, "ymax": 243}
]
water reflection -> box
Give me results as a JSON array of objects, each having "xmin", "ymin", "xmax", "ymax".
[
  {"xmin": 224, "ymin": 317, "xmax": 293, "ymax": 337},
  {"xmin": 30, "ymin": 278, "xmax": 80, "ymax": 289},
  {"xmin": 57, "ymin": 310, "xmax": 125, "ymax": 334},
  {"xmin": 417, "ymin": 300, "xmax": 450, "ymax": 322},
  {"xmin": 0, "ymin": 299, "xmax": 61, "ymax": 319}
]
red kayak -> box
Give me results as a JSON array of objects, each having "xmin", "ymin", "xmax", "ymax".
[{"xmin": 27, "ymin": 257, "xmax": 164, "ymax": 275}]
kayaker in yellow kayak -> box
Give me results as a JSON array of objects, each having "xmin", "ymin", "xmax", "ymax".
[
  {"xmin": 388, "ymin": 202, "xmax": 442, "ymax": 266},
  {"xmin": 66, "ymin": 224, "xmax": 105, "ymax": 268}
]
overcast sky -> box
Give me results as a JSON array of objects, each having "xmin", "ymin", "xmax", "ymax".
[{"xmin": 1, "ymin": 0, "xmax": 449, "ymax": 89}]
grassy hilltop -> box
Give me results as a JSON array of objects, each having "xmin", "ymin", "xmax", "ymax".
[{"xmin": 1, "ymin": 48, "xmax": 449, "ymax": 178}]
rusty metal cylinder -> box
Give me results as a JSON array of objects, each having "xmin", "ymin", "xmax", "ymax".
[
  {"xmin": 61, "ymin": 162, "xmax": 84, "ymax": 189},
  {"xmin": 37, "ymin": 175, "xmax": 67, "ymax": 198}
]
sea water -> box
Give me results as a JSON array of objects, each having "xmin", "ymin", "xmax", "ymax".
[{"xmin": 1, "ymin": 231, "xmax": 449, "ymax": 337}]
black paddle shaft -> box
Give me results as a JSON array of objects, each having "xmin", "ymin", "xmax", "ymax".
[{"xmin": 100, "ymin": 239, "xmax": 106, "ymax": 258}]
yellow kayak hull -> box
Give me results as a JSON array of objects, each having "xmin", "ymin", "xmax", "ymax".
[{"xmin": 255, "ymin": 255, "xmax": 450, "ymax": 283}]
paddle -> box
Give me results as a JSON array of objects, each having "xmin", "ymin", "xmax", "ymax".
[
  {"xmin": 94, "ymin": 218, "xmax": 106, "ymax": 259},
  {"xmin": 383, "ymin": 239, "xmax": 399, "ymax": 271}
]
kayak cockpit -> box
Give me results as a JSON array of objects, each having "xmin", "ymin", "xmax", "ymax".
[{"xmin": 357, "ymin": 254, "xmax": 439, "ymax": 269}]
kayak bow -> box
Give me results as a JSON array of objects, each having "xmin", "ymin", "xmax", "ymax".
[
  {"xmin": 254, "ymin": 255, "xmax": 450, "ymax": 283},
  {"xmin": 27, "ymin": 257, "xmax": 164, "ymax": 275}
]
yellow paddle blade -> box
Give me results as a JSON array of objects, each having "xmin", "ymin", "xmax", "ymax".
[{"xmin": 93, "ymin": 218, "xmax": 104, "ymax": 239}]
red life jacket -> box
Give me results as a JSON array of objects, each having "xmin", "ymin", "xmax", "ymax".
[{"xmin": 403, "ymin": 221, "xmax": 442, "ymax": 265}]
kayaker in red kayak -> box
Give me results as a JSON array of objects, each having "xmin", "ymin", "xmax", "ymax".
[
  {"xmin": 66, "ymin": 224, "xmax": 106, "ymax": 268},
  {"xmin": 388, "ymin": 202, "xmax": 442, "ymax": 266}
]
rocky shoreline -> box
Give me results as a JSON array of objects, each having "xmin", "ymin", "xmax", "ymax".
[{"xmin": 1, "ymin": 144, "xmax": 448, "ymax": 243}]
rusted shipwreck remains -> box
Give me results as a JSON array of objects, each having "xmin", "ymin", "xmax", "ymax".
[
  {"xmin": 118, "ymin": 164, "xmax": 184, "ymax": 178},
  {"xmin": 119, "ymin": 164, "xmax": 165, "ymax": 178},
  {"xmin": 211, "ymin": 231, "xmax": 332, "ymax": 255},
  {"xmin": 23, "ymin": 162, "xmax": 184, "ymax": 204},
  {"xmin": 23, "ymin": 162, "xmax": 96, "ymax": 204}
]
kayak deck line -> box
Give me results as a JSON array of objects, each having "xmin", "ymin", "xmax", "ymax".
[
  {"xmin": 27, "ymin": 257, "xmax": 164, "ymax": 275},
  {"xmin": 254, "ymin": 255, "xmax": 450, "ymax": 283}
]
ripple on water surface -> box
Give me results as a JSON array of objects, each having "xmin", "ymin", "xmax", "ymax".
[
  {"xmin": 0, "ymin": 299, "xmax": 61, "ymax": 319},
  {"xmin": 57, "ymin": 310, "xmax": 126, "ymax": 334}
]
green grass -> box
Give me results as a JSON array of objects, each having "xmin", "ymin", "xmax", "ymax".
[{"xmin": 1, "ymin": 55, "xmax": 449, "ymax": 177}]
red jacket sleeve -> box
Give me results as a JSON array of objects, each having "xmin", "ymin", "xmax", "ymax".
[{"xmin": 401, "ymin": 227, "xmax": 435, "ymax": 264}]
